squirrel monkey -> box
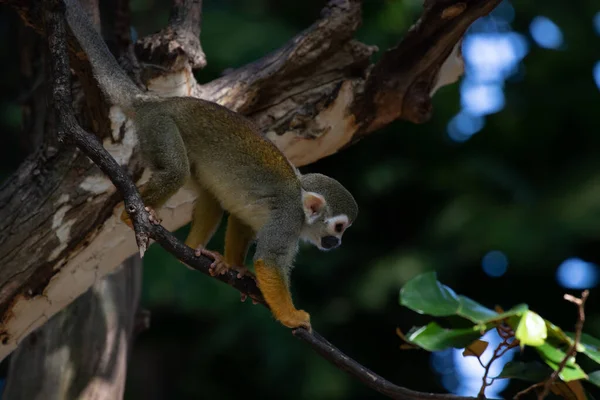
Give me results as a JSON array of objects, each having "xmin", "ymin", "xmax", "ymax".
[{"xmin": 64, "ymin": 0, "xmax": 358, "ymax": 330}]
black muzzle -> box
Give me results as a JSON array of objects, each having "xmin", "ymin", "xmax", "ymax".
[{"xmin": 321, "ymin": 236, "xmax": 340, "ymax": 250}]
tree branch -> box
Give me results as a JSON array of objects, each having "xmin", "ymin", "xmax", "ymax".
[
  {"xmin": 538, "ymin": 291, "xmax": 589, "ymax": 400},
  {"xmin": 41, "ymin": 1, "xmax": 475, "ymax": 399},
  {"xmin": 354, "ymin": 0, "xmax": 501, "ymax": 134},
  {"xmin": 136, "ymin": 0, "xmax": 206, "ymax": 76}
]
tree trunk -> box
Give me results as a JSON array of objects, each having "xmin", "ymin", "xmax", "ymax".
[{"xmin": 3, "ymin": 256, "xmax": 143, "ymax": 400}]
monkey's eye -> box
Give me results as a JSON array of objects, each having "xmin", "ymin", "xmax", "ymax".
[{"xmin": 334, "ymin": 223, "xmax": 344, "ymax": 233}]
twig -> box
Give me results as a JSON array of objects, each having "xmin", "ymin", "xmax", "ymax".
[
  {"xmin": 537, "ymin": 291, "xmax": 589, "ymax": 400},
  {"xmin": 478, "ymin": 325, "xmax": 519, "ymax": 399},
  {"xmin": 42, "ymin": 1, "xmax": 475, "ymax": 399}
]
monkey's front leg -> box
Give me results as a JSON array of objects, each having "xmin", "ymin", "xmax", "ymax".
[{"xmin": 254, "ymin": 260, "xmax": 311, "ymax": 331}]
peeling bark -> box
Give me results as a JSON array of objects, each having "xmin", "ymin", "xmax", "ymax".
[
  {"xmin": 3, "ymin": 257, "xmax": 142, "ymax": 400},
  {"xmin": 0, "ymin": 0, "xmax": 500, "ymax": 363}
]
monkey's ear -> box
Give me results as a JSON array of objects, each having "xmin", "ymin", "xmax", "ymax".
[{"xmin": 302, "ymin": 191, "xmax": 326, "ymax": 224}]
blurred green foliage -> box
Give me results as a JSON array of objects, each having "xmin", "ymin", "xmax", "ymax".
[{"xmin": 1, "ymin": 0, "xmax": 600, "ymax": 398}]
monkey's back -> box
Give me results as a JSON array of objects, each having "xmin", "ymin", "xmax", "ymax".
[{"xmin": 134, "ymin": 97, "xmax": 303, "ymax": 232}]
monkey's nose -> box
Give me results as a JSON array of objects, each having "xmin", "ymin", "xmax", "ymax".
[{"xmin": 321, "ymin": 236, "xmax": 340, "ymax": 249}]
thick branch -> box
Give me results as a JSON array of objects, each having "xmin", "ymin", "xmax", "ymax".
[
  {"xmin": 354, "ymin": 0, "xmax": 501, "ymax": 133},
  {"xmin": 197, "ymin": 0, "xmax": 365, "ymax": 113},
  {"xmin": 40, "ymin": 2, "xmax": 474, "ymax": 399},
  {"xmin": 138, "ymin": 0, "xmax": 499, "ymax": 165},
  {"xmin": 136, "ymin": 0, "xmax": 206, "ymax": 74}
]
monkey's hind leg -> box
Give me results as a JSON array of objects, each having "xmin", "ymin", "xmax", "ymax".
[
  {"xmin": 121, "ymin": 116, "xmax": 190, "ymax": 227},
  {"xmin": 223, "ymin": 215, "xmax": 255, "ymax": 279},
  {"xmin": 184, "ymin": 185, "xmax": 227, "ymax": 275}
]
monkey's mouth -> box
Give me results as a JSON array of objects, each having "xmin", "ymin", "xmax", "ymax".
[{"xmin": 301, "ymin": 235, "xmax": 334, "ymax": 251}]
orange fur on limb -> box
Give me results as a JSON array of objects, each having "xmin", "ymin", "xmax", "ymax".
[{"xmin": 254, "ymin": 259, "xmax": 311, "ymax": 330}]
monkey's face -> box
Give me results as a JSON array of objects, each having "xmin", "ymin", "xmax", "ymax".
[{"xmin": 301, "ymin": 213, "xmax": 352, "ymax": 252}]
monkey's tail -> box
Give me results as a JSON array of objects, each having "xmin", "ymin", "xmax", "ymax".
[{"xmin": 63, "ymin": 0, "xmax": 141, "ymax": 108}]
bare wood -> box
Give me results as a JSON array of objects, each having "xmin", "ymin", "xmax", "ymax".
[
  {"xmin": 355, "ymin": 0, "xmax": 498, "ymax": 132},
  {"xmin": 136, "ymin": 0, "xmax": 206, "ymax": 75},
  {"xmin": 0, "ymin": 0, "xmax": 499, "ymax": 389},
  {"xmin": 3, "ymin": 257, "xmax": 142, "ymax": 400}
]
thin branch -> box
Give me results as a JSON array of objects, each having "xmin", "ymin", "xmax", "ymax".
[
  {"xmin": 478, "ymin": 330, "xmax": 518, "ymax": 398},
  {"xmin": 514, "ymin": 290, "xmax": 590, "ymax": 400},
  {"xmin": 538, "ymin": 290, "xmax": 589, "ymax": 400},
  {"xmin": 43, "ymin": 1, "xmax": 474, "ymax": 399}
]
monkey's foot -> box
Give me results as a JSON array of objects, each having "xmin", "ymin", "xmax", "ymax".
[
  {"xmin": 240, "ymin": 293, "xmax": 260, "ymax": 305},
  {"xmin": 144, "ymin": 207, "xmax": 161, "ymax": 225},
  {"xmin": 277, "ymin": 309, "xmax": 312, "ymax": 331},
  {"xmin": 230, "ymin": 264, "xmax": 253, "ymax": 280}
]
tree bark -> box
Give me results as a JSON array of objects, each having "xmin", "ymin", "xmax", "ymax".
[
  {"xmin": 3, "ymin": 3, "xmax": 146, "ymax": 399},
  {"xmin": 3, "ymin": 256, "xmax": 143, "ymax": 400}
]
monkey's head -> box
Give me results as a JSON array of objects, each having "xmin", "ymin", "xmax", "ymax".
[{"xmin": 299, "ymin": 173, "xmax": 358, "ymax": 251}]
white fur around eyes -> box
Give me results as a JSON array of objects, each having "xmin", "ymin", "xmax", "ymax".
[{"xmin": 327, "ymin": 214, "xmax": 349, "ymax": 234}]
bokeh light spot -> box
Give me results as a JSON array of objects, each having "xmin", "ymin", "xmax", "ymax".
[
  {"xmin": 463, "ymin": 33, "xmax": 529, "ymax": 83},
  {"xmin": 556, "ymin": 258, "xmax": 600, "ymax": 289},
  {"xmin": 529, "ymin": 16, "xmax": 564, "ymax": 49},
  {"xmin": 461, "ymin": 82, "xmax": 505, "ymax": 116},
  {"xmin": 593, "ymin": 12, "xmax": 600, "ymax": 36},
  {"xmin": 431, "ymin": 330, "xmax": 516, "ymax": 397},
  {"xmin": 482, "ymin": 250, "xmax": 508, "ymax": 277},
  {"xmin": 593, "ymin": 61, "xmax": 600, "ymax": 90},
  {"xmin": 447, "ymin": 111, "xmax": 485, "ymax": 142}
]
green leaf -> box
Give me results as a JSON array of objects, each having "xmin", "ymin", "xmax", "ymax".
[
  {"xmin": 588, "ymin": 371, "xmax": 600, "ymax": 388},
  {"xmin": 566, "ymin": 332, "xmax": 600, "ymax": 365},
  {"xmin": 405, "ymin": 322, "xmax": 485, "ymax": 352},
  {"xmin": 515, "ymin": 310, "xmax": 547, "ymax": 347},
  {"xmin": 490, "ymin": 303, "xmax": 530, "ymax": 322},
  {"xmin": 400, "ymin": 273, "xmax": 529, "ymax": 325},
  {"xmin": 455, "ymin": 295, "xmax": 499, "ymax": 323},
  {"xmin": 400, "ymin": 272, "xmax": 461, "ymax": 316},
  {"xmin": 536, "ymin": 343, "xmax": 588, "ymax": 381},
  {"xmin": 496, "ymin": 361, "xmax": 552, "ymax": 382}
]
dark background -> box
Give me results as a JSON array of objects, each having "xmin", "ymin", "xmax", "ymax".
[{"xmin": 1, "ymin": 0, "xmax": 599, "ymax": 398}]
